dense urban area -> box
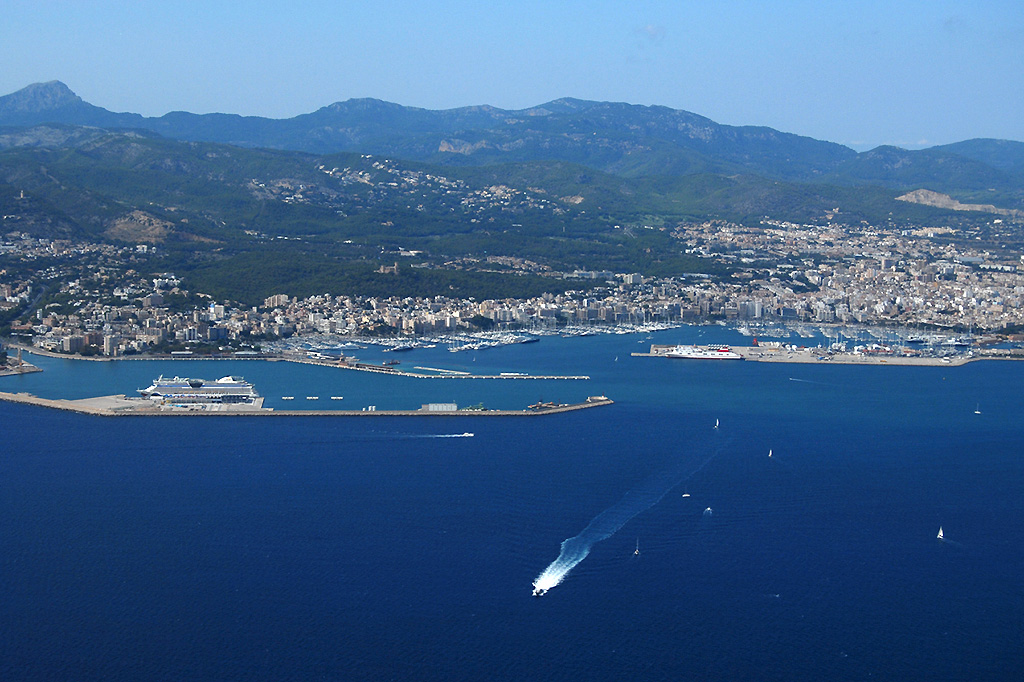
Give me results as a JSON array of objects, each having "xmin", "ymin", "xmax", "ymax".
[{"xmin": 3, "ymin": 210, "xmax": 1024, "ymax": 359}]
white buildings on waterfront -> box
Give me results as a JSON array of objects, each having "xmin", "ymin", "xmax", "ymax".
[{"xmin": 6, "ymin": 217, "xmax": 1024, "ymax": 357}]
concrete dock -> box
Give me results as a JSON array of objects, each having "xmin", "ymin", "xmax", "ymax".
[
  {"xmin": 285, "ymin": 355, "xmax": 589, "ymax": 379},
  {"xmin": 632, "ymin": 344, "xmax": 1023, "ymax": 366},
  {"xmin": 0, "ymin": 391, "xmax": 613, "ymax": 417}
]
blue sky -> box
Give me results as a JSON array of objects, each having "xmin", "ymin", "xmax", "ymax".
[{"xmin": 2, "ymin": 1, "xmax": 1021, "ymax": 150}]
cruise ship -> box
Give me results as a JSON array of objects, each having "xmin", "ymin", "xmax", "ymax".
[
  {"xmin": 663, "ymin": 344, "xmax": 744, "ymax": 360},
  {"xmin": 139, "ymin": 375, "xmax": 260, "ymax": 404}
]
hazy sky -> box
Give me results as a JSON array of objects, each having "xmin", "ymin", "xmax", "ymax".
[{"xmin": 2, "ymin": 1, "xmax": 1021, "ymax": 150}]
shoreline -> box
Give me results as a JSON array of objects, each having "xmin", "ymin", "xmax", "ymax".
[
  {"xmin": 12, "ymin": 335, "xmax": 1022, "ymax": 371},
  {"xmin": 0, "ymin": 390, "xmax": 613, "ymax": 417}
]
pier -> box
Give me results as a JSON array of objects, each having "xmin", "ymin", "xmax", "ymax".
[
  {"xmin": 286, "ymin": 355, "xmax": 589, "ymax": 379},
  {"xmin": 0, "ymin": 391, "xmax": 612, "ymax": 417},
  {"xmin": 633, "ymin": 344, "xmax": 1024, "ymax": 366}
]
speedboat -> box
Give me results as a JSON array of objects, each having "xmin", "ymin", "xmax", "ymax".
[{"xmin": 532, "ymin": 585, "xmax": 547, "ymax": 597}]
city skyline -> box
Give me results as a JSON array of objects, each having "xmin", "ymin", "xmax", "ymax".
[{"xmin": 2, "ymin": 1, "xmax": 1022, "ymax": 151}]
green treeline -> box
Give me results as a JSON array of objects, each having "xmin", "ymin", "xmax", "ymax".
[{"xmin": 179, "ymin": 249, "xmax": 570, "ymax": 305}]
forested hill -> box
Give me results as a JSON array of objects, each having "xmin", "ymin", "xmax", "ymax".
[
  {"xmin": 4, "ymin": 81, "xmax": 1024, "ymax": 211},
  {"xmin": 0, "ymin": 82, "xmax": 855, "ymax": 182},
  {"xmin": 0, "ymin": 123, "xmax": 966, "ymax": 247}
]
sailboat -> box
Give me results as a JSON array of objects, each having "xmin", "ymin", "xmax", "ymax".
[
  {"xmin": 937, "ymin": 526, "xmax": 944, "ymax": 541},
  {"xmin": 634, "ymin": 538, "xmax": 640, "ymax": 555},
  {"xmin": 768, "ymin": 449, "xmax": 773, "ymax": 458},
  {"xmin": 714, "ymin": 418, "xmax": 719, "ymax": 429},
  {"xmin": 974, "ymin": 404, "xmax": 981, "ymax": 414}
]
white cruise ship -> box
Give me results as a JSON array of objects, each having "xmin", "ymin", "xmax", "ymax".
[
  {"xmin": 139, "ymin": 375, "xmax": 260, "ymax": 404},
  {"xmin": 663, "ymin": 344, "xmax": 744, "ymax": 360}
]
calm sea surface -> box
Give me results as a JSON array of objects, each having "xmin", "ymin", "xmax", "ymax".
[{"xmin": 2, "ymin": 327, "xmax": 1022, "ymax": 681}]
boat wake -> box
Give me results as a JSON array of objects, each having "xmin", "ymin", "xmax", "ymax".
[
  {"xmin": 532, "ymin": 449, "xmax": 720, "ymax": 596},
  {"xmin": 936, "ymin": 527, "xmax": 965, "ymax": 548},
  {"xmin": 353, "ymin": 432, "xmax": 476, "ymax": 441},
  {"xmin": 405, "ymin": 432, "xmax": 474, "ymax": 439},
  {"xmin": 788, "ymin": 377, "xmax": 833, "ymax": 386}
]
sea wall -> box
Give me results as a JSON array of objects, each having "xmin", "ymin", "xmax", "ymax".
[{"xmin": 0, "ymin": 391, "xmax": 613, "ymax": 417}]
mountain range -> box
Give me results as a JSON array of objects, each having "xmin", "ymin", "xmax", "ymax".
[
  {"xmin": 2, "ymin": 81, "xmax": 1022, "ymax": 210},
  {"xmin": 2, "ymin": 80, "xmax": 1023, "ymax": 304}
]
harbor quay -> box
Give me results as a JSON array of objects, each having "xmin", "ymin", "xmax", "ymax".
[
  {"xmin": 0, "ymin": 344, "xmax": 600, "ymax": 416},
  {"xmin": 286, "ymin": 355, "xmax": 589, "ymax": 379},
  {"xmin": 634, "ymin": 344, "xmax": 1024, "ymax": 366},
  {"xmin": 0, "ymin": 391, "xmax": 613, "ymax": 417}
]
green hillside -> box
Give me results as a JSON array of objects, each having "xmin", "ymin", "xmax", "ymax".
[{"xmin": 0, "ymin": 126, "xmax": 1005, "ymax": 304}]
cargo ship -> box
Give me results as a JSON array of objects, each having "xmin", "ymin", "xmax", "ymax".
[
  {"xmin": 139, "ymin": 375, "xmax": 260, "ymax": 404},
  {"xmin": 663, "ymin": 344, "xmax": 744, "ymax": 360}
]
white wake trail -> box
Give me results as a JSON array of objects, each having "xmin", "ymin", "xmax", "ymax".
[
  {"xmin": 392, "ymin": 432, "xmax": 475, "ymax": 439},
  {"xmin": 533, "ymin": 449, "xmax": 719, "ymax": 596}
]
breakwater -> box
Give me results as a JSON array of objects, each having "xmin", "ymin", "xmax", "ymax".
[
  {"xmin": 285, "ymin": 355, "xmax": 589, "ymax": 379},
  {"xmin": 0, "ymin": 391, "xmax": 612, "ymax": 417},
  {"xmin": 633, "ymin": 344, "xmax": 1024, "ymax": 366}
]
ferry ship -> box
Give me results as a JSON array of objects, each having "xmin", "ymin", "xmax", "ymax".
[
  {"xmin": 139, "ymin": 375, "xmax": 260, "ymax": 404},
  {"xmin": 663, "ymin": 344, "xmax": 744, "ymax": 360}
]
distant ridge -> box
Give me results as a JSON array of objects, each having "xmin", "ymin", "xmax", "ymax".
[
  {"xmin": 0, "ymin": 81, "xmax": 1021, "ymax": 205},
  {"xmin": 0, "ymin": 81, "xmax": 855, "ymax": 180}
]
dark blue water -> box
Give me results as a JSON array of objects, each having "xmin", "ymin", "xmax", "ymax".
[{"xmin": 2, "ymin": 330, "xmax": 1023, "ymax": 681}]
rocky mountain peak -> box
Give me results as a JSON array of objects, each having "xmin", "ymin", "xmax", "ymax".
[{"xmin": 0, "ymin": 81, "xmax": 82, "ymax": 114}]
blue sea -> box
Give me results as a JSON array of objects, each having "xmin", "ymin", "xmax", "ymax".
[{"xmin": 2, "ymin": 328, "xmax": 1023, "ymax": 681}]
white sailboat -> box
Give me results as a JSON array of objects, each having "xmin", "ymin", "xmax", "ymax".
[
  {"xmin": 937, "ymin": 526, "xmax": 944, "ymax": 541},
  {"xmin": 634, "ymin": 538, "xmax": 640, "ymax": 556},
  {"xmin": 768, "ymin": 449, "xmax": 773, "ymax": 458},
  {"xmin": 714, "ymin": 418, "xmax": 719, "ymax": 429}
]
